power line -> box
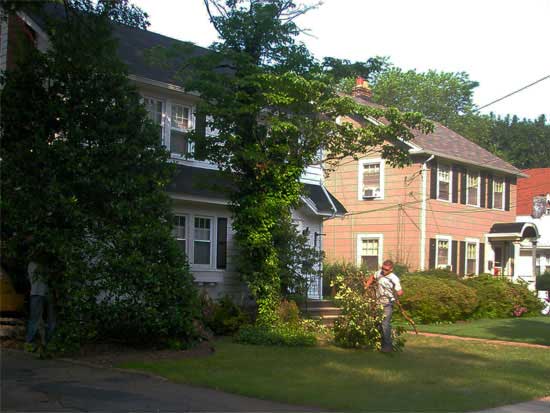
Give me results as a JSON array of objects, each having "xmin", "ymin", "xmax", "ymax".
[{"xmin": 476, "ymin": 74, "xmax": 550, "ymax": 112}]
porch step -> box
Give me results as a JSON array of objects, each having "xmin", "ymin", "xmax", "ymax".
[
  {"xmin": 0, "ymin": 317, "xmax": 25, "ymax": 339},
  {"xmin": 300, "ymin": 300, "xmax": 341, "ymax": 326}
]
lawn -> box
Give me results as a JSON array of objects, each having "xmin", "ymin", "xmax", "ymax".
[
  {"xmin": 120, "ymin": 335, "xmax": 550, "ymax": 412},
  {"xmin": 414, "ymin": 316, "xmax": 550, "ymax": 345}
]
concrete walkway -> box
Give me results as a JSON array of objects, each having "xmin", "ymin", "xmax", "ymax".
[{"xmin": 2, "ymin": 348, "xmax": 548, "ymax": 412}]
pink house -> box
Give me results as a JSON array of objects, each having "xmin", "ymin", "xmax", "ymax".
[{"xmin": 324, "ymin": 81, "xmax": 537, "ymax": 277}]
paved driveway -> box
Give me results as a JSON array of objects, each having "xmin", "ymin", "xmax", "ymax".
[{"xmin": 1, "ymin": 349, "xmax": 318, "ymax": 412}]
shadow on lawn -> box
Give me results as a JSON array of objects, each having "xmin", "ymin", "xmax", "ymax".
[
  {"xmin": 306, "ymin": 340, "xmax": 550, "ymax": 411},
  {"xmin": 485, "ymin": 318, "xmax": 550, "ymax": 345}
]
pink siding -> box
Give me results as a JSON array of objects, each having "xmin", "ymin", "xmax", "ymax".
[{"xmin": 325, "ymin": 156, "xmax": 517, "ymax": 272}]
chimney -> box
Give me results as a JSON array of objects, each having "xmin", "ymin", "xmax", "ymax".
[{"xmin": 352, "ymin": 76, "xmax": 373, "ymax": 100}]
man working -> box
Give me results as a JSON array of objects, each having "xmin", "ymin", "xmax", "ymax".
[{"xmin": 364, "ymin": 259, "xmax": 403, "ymax": 352}]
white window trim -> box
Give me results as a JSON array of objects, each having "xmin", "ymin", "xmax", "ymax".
[
  {"xmin": 435, "ymin": 235, "xmax": 452, "ymax": 269},
  {"xmin": 436, "ymin": 163, "xmax": 452, "ymax": 202},
  {"xmin": 492, "ymin": 177, "xmax": 505, "ymax": 211},
  {"xmin": 143, "ymin": 95, "xmax": 166, "ymax": 145},
  {"xmin": 192, "ymin": 215, "xmax": 215, "ymax": 269},
  {"xmin": 357, "ymin": 158, "xmax": 385, "ymax": 201},
  {"xmin": 466, "ymin": 170, "xmax": 481, "ymax": 207},
  {"xmin": 465, "ymin": 237, "xmax": 480, "ymax": 275},
  {"xmin": 356, "ymin": 233, "xmax": 384, "ymax": 268},
  {"xmin": 167, "ymin": 101, "xmax": 195, "ymax": 159}
]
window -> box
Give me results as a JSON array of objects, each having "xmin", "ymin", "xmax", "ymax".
[
  {"xmin": 170, "ymin": 103, "xmax": 191, "ymax": 156},
  {"xmin": 144, "ymin": 97, "xmax": 164, "ymax": 140},
  {"xmin": 466, "ymin": 171, "xmax": 480, "ymax": 206},
  {"xmin": 493, "ymin": 177, "xmax": 505, "ymax": 210},
  {"xmin": 172, "ymin": 215, "xmax": 187, "ymax": 254},
  {"xmin": 357, "ymin": 234, "xmax": 383, "ymax": 270},
  {"xmin": 436, "ymin": 236, "xmax": 452, "ymax": 269},
  {"xmin": 465, "ymin": 240, "xmax": 479, "ymax": 275},
  {"xmin": 359, "ymin": 159, "xmax": 384, "ymax": 200},
  {"xmin": 437, "ymin": 164, "xmax": 451, "ymax": 201},
  {"xmin": 193, "ymin": 217, "xmax": 212, "ymax": 265}
]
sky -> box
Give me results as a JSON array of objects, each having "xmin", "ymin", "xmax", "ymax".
[{"xmin": 132, "ymin": 0, "xmax": 550, "ymax": 120}]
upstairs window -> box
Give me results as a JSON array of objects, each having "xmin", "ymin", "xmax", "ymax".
[
  {"xmin": 359, "ymin": 159, "xmax": 384, "ymax": 200},
  {"xmin": 170, "ymin": 103, "xmax": 191, "ymax": 156},
  {"xmin": 437, "ymin": 164, "xmax": 451, "ymax": 201},
  {"xmin": 144, "ymin": 97, "xmax": 164, "ymax": 141},
  {"xmin": 466, "ymin": 171, "xmax": 480, "ymax": 206},
  {"xmin": 357, "ymin": 234, "xmax": 383, "ymax": 271},
  {"xmin": 493, "ymin": 177, "xmax": 505, "ymax": 210}
]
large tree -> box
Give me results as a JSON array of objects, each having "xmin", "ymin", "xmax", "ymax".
[
  {"xmin": 156, "ymin": 0, "xmax": 432, "ymax": 323},
  {"xmin": 1, "ymin": 0, "xmax": 199, "ymax": 350}
]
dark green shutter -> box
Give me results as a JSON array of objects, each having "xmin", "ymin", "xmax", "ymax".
[
  {"xmin": 479, "ymin": 243, "xmax": 485, "ymax": 274},
  {"xmin": 193, "ymin": 113, "xmax": 207, "ymax": 160},
  {"xmin": 460, "ymin": 169, "xmax": 467, "ymax": 204},
  {"xmin": 216, "ymin": 218, "xmax": 228, "ymax": 269},
  {"xmin": 452, "ymin": 165, "xmax": 459, "ymax": 203},
  {"xmin": 487, "ymin": 175, "xmax": 494, "ymax": 208},
  {"xmin": 480, "ymin": 172, "xmax": 486, "ymax": 208},
  {"xmin": 430, "ymin": 161, "xmax": 438, "ymax": 200},
  {"xmin": 459, "ymin": 241, "xmax": 466, "ymax": 276},
  {"xmin": 452, "ymin": 240, "xmax": 458, "ymax": 273},
  {"xmin": 504, "ymin": 177, "xmax": 511, "ymax": 211},
  {"xmin": 429, "ymin": 238, "xmax": 436, "ymax": 269}
]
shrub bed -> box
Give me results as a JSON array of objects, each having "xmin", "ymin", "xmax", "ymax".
[
  {"xmin": 400, "ymin": 274, "xmax": 479, "ymax": 323},
  {"xmin": 464, "ymin": 275, "xmax": 543, "ymax": 319}
]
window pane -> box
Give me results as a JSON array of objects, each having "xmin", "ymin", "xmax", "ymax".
[
  {"xmin": 493, "ymin": 178, "xmax": 504, "ymax": 209},
  {"xmin": 194, "ymin": 241, "xmax": 210, "ymax": 265},
  {"xmin": 437, "ymin": 240, "xmax": 449, "ymax": 265},
  {"xmin": 363, "ymin": 163, "xmax": 380, "ymax": 189},
  {"xmin": 172, "ymin": 104, "xmax": 190, "ymax": 130},
  {"xmin": 170, "ymin": 130, "xmax": 188, "ymax": 155},
  {"xmin": 466, "ymin": 242, "xmax": 477, "ymax": 274},
  {"xmin": 467, "ymin": 174, "xmax": 479, "ymax": 205},
  {"xmin": 438, "ymin": 165, "xmax": 450, "ymax": 200},
  {"xmin": 361, "ymin": 255, "xmax": 379, "ymax": 270}
]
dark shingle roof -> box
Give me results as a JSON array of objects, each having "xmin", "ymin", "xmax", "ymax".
[
  {"xmin": 352, "ymin": 95, "xmax": 524, "ymax": 177},
  {"xmin": 303, "ymin": 184, "xmax": 347, "ymax": 216}
]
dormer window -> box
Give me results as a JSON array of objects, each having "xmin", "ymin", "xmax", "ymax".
[
  {"xmin": 359, "ymin": 158, "xmax": 384, "ymax": 200},
  {"xmin": 144, "ymin": 97, "xmax": 164, "ymax": 141},
  {"xmin": 170, "ymin": 103, "xmax": 191, "ymax": 156}
]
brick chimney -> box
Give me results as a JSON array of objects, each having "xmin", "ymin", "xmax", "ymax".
[{"xmin": 352, "ymin": 76, "xmax": 373, "ymax": 100}]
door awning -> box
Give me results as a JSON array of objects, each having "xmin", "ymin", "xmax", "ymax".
[{"xmin": 487, "ymin": 222, "xmax": 539, "ymax": 241}]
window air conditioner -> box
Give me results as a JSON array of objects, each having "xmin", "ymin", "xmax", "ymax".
[{"xmin": 363, "ymin": 188, "xmax": 380, "ymax": 199}]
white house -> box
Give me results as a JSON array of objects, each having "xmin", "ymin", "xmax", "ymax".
[{"xmin": 2, "ymin": 4, "xmax": 346, "ymax": 301}]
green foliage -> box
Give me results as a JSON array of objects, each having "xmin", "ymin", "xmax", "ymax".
[
  {"xmin": 155, "ymin": 0, "xmax": 432, "ymax": 324},
  {"xmin": 235, "ymin": 323, "xmax": 317, "ymax": 347},
  {"xmin": 536, "ymin": 271, "xmax": 550, "ymax": 291},
  {"xmin": 1, "ymin": 1, "xmax": 199, "ymax": 351},
  {"xmin": 277, "ymin": 299, "xmax": 301, "ymax": 325},
  {"xmin": 464, "ymin": 276, "xmax": 543, "ymax": 319},
  {"xmin": 332, "ymin": 270, "xmax": 405, "ymax": 351},
  {"xmin": 202, "ymin": 295, "xmax": 250, "ymax": 336},
  {"xmin": 400, "ymin": 274, "xmax": 479, "ymax": 323}
]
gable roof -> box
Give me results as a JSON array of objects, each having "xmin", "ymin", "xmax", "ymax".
[
  {"xmin": 517, "ymin": 168, "xmax": 550, "ymax": 215},
  {"xmin": 353, "ymin": 95, "xmax": 524, "ymax": 177}
]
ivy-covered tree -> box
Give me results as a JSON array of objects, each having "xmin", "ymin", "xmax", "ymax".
[
  {"xmin": 0, "ymin": 0, "xmax": 199, "ymax": 351},
  {"xmin": 152, "ymin": 0, "xmax": 431, "ymax": 324}
]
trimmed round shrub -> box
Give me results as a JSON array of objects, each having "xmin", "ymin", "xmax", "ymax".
[
  {"xmin": 400, "ymin": 274, "xmax": 479, "ymax": 323},
  {"xmin": 465, "ymin": 275, "xmax": 543, "ymax": 319}
]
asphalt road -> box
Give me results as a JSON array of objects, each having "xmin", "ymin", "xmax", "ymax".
[{"xmin": 1, "ymin": 349, "xmax": 319, "ymax": 412}]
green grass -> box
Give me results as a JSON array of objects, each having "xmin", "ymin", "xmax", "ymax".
[
  {"xmin": 120, "ymin": 335, "xmax": 550, "ymax": 412},
  {"xmin": 414, "ymin": 316, "xmax": 550, "ymax": 345}
]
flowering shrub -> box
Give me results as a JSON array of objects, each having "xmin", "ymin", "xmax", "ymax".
[{"xmin": 512, "ymin": 305, "xmax": 528, "ymax": 317}]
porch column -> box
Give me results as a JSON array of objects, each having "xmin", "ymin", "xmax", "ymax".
[
  {"xmin": 531, "ymin": 239, "xmax": 538, "ymax": 277},
  {"xmin": 511, "ymin": 241, "xmax": 521, "ymax": 282}
]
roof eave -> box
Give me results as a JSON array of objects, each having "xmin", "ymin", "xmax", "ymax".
[{"xmin": 412, "ymin": 149, "xmax": 527, "ymax": 178}]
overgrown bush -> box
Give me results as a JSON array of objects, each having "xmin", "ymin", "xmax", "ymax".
[
  {"xmin": 400, "ymin": 274, "xmax": 479, "ymax": 323},
  {"xmin": 536, "ymin": 271, "xmax": 550, "ymax": 291},
  {"xmin": 202, "ymin": 294, "xmax": 250, "ymax": 336},
  {"xmin": 332, "ymin": 270, "xmax": 406, "ymax": 351},
  {"xmin": 465, "ymin": 275, "xmax": 543, "ymax": 319}
]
